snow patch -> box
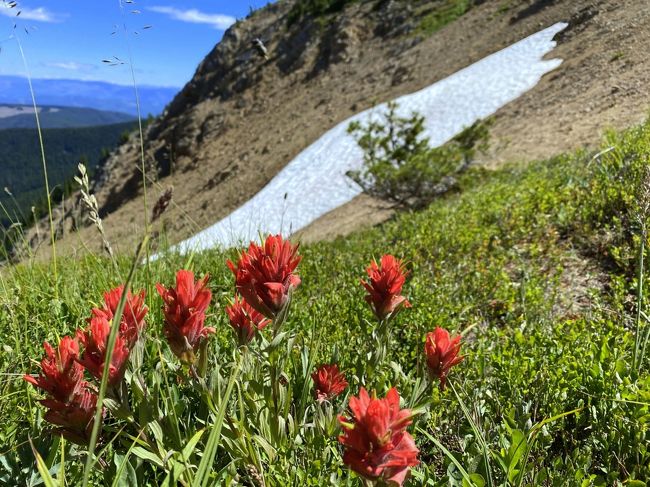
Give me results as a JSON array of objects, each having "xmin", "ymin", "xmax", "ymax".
[{"xmin": 164, "ymin": 22, "xmax": 568, "ymax": 255}]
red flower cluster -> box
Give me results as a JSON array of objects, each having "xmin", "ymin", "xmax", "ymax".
[
  {"xmin": 77, "ymin": 285, "xmax": 148, "ymax": 385},
  {"xmin": 424, "ymin": 327, "xmax": 464, "ymax": 390},
  {"xmin": 227, "ymin": 234, "xmax": 301, "ymax": 319},
  {"xmin": 91, "ymin": 285, "xmax": 147, "ymax": 348},
  {"xmin": 23, "ymin": 337, "xmax": 98, "ymax": 444},
  {"xmin": 226, "ymin": 296, "xmax": 270, "ymax": 345},
  {"xmin": 312, "ymin": 364, "xmax": 348, "ymax": 402},
  {"xmin": 361, "ymin": 255, "xmax": 411, "ymax": 321},
  {"xmin": 156, "ymin": 270, "xmax": 214, "ymax": 364},
  {"xmin": 77, "ymin": 316, "xmax": 131, "ymax": 386},
  {"xmin": 25, "ymin": 285, "xmax": 147, "ymax": 443},
  {"xmin": 339, "ymin": 388, "xmax": 419, "ymax": 486}
]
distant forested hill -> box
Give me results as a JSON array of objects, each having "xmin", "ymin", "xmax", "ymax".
[
  {"xmin": 0, "ymin": 122, "xmax": 136, "ymax": 227},
  {"xmin": 0, "ymin": 104, "xmax": 134, "ymax": 129}
]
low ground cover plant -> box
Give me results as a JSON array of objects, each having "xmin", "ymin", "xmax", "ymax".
[{"xmin": 1, "ymin": 118, "xmax": 650, "ymax": 484}]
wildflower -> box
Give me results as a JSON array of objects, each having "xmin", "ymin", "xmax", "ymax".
[
  {"xmin": 225, "ymin": 296, "xmax": 270, "ymax": 345},
  {"xmin": 23, "ymin": 336, "xmax": 84, "ymax": 403},
  {"xmin": 227, "ymin": 234, "xmax": 301, "ymax": 319},
  {"xmin": 339, "ymin": 387, "xmax": 419, "ymax": 486},
  {"xmin": 42, "ymin": 388, "xmax": 99, "ymax": 445},
  {"xmin": 24, "ymin": 337, "xmax": 102, "ymax": 445},
  {"xmin": 312, "ymin": 364, "xmax": 348, "ymax": 402},
  {"xmin": 156, "ymin": 270, "xmax": 214, "ymax": 364},
  {"xmin": 361, "ymin": 254, "xmax": 411, "ymax": 321},
  {"xmin": 91, "ymin": 285, "xmax": 148, "ymax": 348},
  {"xmin": 424, "ymin": 327, "xmax": 464, "ymax": 390},
  {"xmin": 76, "ymin": 316, "xmax": 131, "ymax": 386}
]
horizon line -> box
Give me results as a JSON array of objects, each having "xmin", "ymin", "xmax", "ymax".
[{"xmin": 0, "ymin": 73, "xmax": 183, "ymax": 90}]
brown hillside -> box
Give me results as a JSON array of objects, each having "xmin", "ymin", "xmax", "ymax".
[{"xmin": 25, "ymin": 0, "xmax": 650, "ymax": 258}]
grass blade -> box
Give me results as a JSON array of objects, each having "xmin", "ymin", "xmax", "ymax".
[
  {"xmin": 417, "ymin": 427, "xmax": 476, "ymax": 485},
  {"xmin": 193, "ymin": 358, "xmax": 241, "ymax": 487},
  {"xmin": 29, "ymin": 438, "xmax": 57, "ymax": 487}
]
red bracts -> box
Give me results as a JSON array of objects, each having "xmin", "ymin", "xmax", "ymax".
[
  {"xmin": 361, "ymin": 255, "xmax": 411, "ymax": 321},
  {"xmin": 339, "ymin": 388, "xmax": 419, "ymax": 486},
  {"xmin": 227, "ymin": 234, "xmax": 301, "ymax": 319},
  {"xmin": 312, "ymin": 364, "xmax": 348, "ymax": 402},
  {"xmin": 156, "ymin": 270, "xmax": 214, "ymax": 364},
  {"xmin": 424, "ymin": 327, "xmax": 464, "ymax": 390}
]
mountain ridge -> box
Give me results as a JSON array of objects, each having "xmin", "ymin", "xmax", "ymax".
[
  {"xmin": 0, "ymin": 104, "xmax": 134, "ymax": 129},
  {"xmin": 0, "ymin": 75, "xmax": 178, "ymax": 116},
  {"xmin": 21, "ymin": 0, "xmax": 650, "ymax": 259}
]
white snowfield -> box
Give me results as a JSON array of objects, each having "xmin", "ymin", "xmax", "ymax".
[{"xmin": 165, "ymin": 22, "xmax": 568, "ymax": 255}]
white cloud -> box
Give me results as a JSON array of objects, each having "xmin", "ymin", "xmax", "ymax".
[
  {"xmin": 0, "ymin": 3, "xmax": 66, "ymax": 23},
  {"xmin": 148, "ymin": 6, "xmax": 235, "ymax": 30},
  {"xmin": 45, "ymin": 61, "xmax": 95, "ymax": 71}
]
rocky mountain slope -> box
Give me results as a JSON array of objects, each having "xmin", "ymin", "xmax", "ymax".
[{"xmin": 24, "ymin": 0, "xmax": 650, "ymax": 258}]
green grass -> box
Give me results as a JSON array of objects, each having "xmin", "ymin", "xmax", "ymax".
[
  {"xmin": 1, "ymin": 118, "xmax": 649, "ymax": 484},
  {"xmin": 415, "ymin": 0, "xmax": 475, "ymax": 37}
]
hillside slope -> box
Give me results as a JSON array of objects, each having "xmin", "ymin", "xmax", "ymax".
[{"xmin": 26, "ymin": 0, "xmax": 650, "ymax": 257}]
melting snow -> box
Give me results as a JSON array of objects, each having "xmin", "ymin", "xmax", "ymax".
[{"xmin": 166, "ymin": 22, "xmax": 568, "ymax": 255}]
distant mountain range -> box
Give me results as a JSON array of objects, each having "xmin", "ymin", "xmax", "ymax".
[
  {"xmin": 0, "ymin": 76, "xmax": 179, "ymax": 116},
  {"xmin": 0, "ymin": 104, "xmax": 135, "ymax": 129}
]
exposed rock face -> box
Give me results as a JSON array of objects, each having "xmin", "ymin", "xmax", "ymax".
[{"xmin": 24, "ymin": 0, "xmax": 650, "ymax": 257}]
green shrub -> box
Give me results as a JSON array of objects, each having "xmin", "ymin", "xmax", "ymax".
[
  {"xmin": 347, "ymin": 102, "xmax": 490, "ymax": 209},
  {"xmin": 287, "ymin": 0, "xmax": 357, "ymax": 26}
]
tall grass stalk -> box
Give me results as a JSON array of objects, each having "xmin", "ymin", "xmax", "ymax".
[
  {"xmin": 194, "ymin": 358, "xmax": 241, "ymax": 486},
  {"xmin": 117, "ymin": 1, "xmax": 149, "ymax": 250},
  {"xmin": 633, "ymin": 219, "xmax": 645, "ymax": 371},
  {"xmin": 634, "ymin": 165, "xmax": 650, "ymax": 371},
  {"xmin": 81, "ymin": 236, "xmax": 148, "ymax": 487},
  {"xmin": 417, "ymin": 427, "xmax": 476, "ymax": 485},
  {"xmin": 450, "ymin": 380, "xmax": 494, "ymax": 487},
  {"xmin": 14, "ymin": 35, "xmax": 57, "ymax": 296}
]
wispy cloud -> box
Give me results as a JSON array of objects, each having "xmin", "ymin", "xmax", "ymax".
[
  {"xmin": 147, "ymin": 6, "xmax": 235, "ymax": 30},
  {"xmin": 45, "ymin": 61, "xmax": 96, "ymax": 71},
  {"xmin": 0, "ymin": 3, "xmax": 66, "ymax": 23}
]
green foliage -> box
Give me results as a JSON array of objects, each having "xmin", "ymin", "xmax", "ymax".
[
  {"xmin": 347, "ymin": 102, "xmax": 490, "ymax": 209},
  {"xmin": 287, "ymin": 0, "xmax": 358, "ymax": 26},
  {"xmin": 416, "ymin": 0, "xmax": 476, "ymax": 36},
  {"xmin": 1, "ymin": 117, "xmax": 650, "ymax": 484}
]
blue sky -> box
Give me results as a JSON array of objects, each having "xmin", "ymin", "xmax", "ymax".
[{"xmin": 0, "ymin": 0, "xmax": 272, "ymax": 88}]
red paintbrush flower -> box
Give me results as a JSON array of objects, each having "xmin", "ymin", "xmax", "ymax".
[
  {"xmin": 156, "ymin": 270, "xmax": 214, "ymax": 364},
  {"xmin": 227, "ymin": 234, "xmax": 301, "ymax": 319},
  {"xmin": 23, "ymin": 336, "xmax": 84, "ymax": 404},
  {"xmin": 91, "ymin": 285, "xmax": 148, "ymax": 348},
  {"xmin": 42, "ymin": 387, "xmax": 100, "ymax": 445},
  {"xmin": 24, "ymin": 337, "xmax": 103, "ymax": 445},
  {"xmin": 361, "ymin": 254, "xmax": 411, "ymax": 321},
  {"xmin": 225, "ymin": 296, "xmax": 270, "ymax": 345},
  {"xmin": 339, "ymin": 387, "xmax": 419, "ymax": 486},
  {"xmin": 424, "ymin": 327, "xmax": 464, "ymax": 390},
  {"xmin": 312, "ymin": 364, "xmax": 348, "ymax": 402},
  {"xmin": 76, "ymin": 315, "xmax": 131, "ymax": 386}
]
